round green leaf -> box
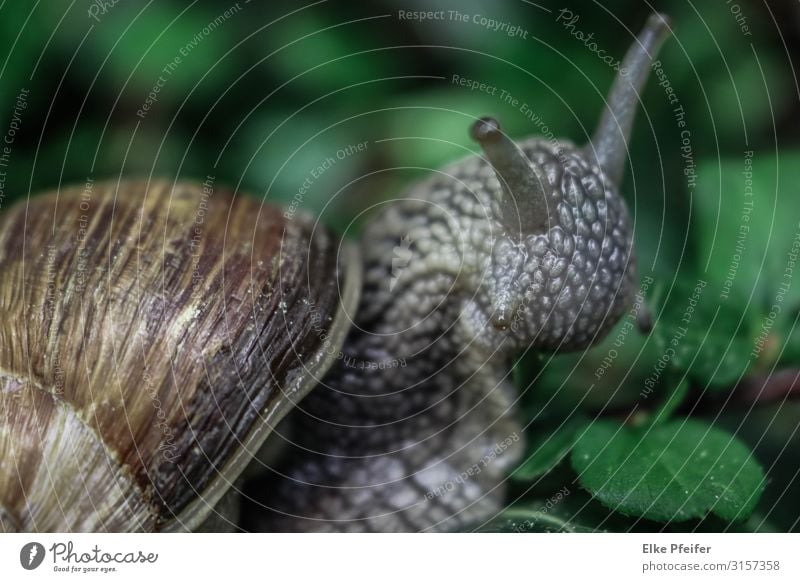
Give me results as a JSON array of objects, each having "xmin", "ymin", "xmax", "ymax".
[{"xmin": 572, "ymin": 419, "xmax": 765, "ymax": 523}]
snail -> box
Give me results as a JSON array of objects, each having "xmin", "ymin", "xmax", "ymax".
[{"xmin": 0, "ymin": 14, "xmax": 670, "ymax": 532}]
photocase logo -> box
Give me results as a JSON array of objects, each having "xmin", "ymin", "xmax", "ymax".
[
  {"xmin": 390, "ymin": 234, "xmax": 414, "ymax": 292},
  {"xmin": 19, "ymin": 542, "xmax": 45, "ymax": 570}
]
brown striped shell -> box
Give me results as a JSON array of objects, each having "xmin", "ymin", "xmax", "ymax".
[{"xmin": 0, "ymin": 180, "xmax": 359, "ymax": 532}]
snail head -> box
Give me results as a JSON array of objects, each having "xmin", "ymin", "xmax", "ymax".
[{"xmin": 464, "ymin": 14, "xmax": 671, "ymax": 353}]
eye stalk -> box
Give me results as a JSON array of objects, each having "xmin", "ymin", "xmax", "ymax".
[
  {"xmin": 589, "ymin": 13, "xmax": 673, "ymax": 185},
  {"xmin": 469, "ymin": 116, "xmax": 555, "ymax": 239}
]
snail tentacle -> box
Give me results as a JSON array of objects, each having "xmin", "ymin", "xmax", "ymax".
[
  {"xmin": 589, "ymin": 13, "xmax": 672, "ymax": 184},
  {"xmin": 470, "ymin": 116, "xmax": 554, "ymax": 238}
]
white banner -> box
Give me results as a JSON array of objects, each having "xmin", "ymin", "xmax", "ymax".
[{"xmin": 0, "ymin": 533, "xmax": 797, "ymax": 581}]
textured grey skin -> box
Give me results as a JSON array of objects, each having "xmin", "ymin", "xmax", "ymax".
[
  {"xmin": 258, "ymin": 13, "xmax": 671, "ymax": 532},
  {"xmin": 262, "ymin": 139, "xmax": 635, "ymax": 531}
]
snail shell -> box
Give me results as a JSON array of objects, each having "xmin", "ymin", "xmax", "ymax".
[{"xmin": 0, "ymin": 180, "xmax": 359, "ymax": 532}]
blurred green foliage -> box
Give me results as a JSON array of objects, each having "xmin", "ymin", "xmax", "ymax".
[{"xmin": 1, "ymin": 0, "xmax": 799, "ymax": 532}]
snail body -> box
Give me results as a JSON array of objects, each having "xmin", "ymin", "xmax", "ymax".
[{"xmin": 0, "ymin": 14, "xmax": 670, "ymax": 532}]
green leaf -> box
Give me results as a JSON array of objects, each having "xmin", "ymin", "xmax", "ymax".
[
  {"xmin": 512, "ymin": 415, "xmax": 588, "ymax": 481},
  {"xmin": 572, "ymin": 419, "xmax": 765, "ymax": 523},
  {"xmin": 473, "ymin": 487, "xmax": 656, "ymax": 533},
  {"xmin": 692, "ymin": 151, "xmax": 800, "ymax": 371},
  {"xmin": 474, "ymin": 487, "xmax": 602, "ymax": 532},
  {"xmin": 653, "ymin": 279, "xmax": 754, "ymax": 389},
  {"xmin": 695, "ymin": 152, "xmax": 800, "ymax": 318}
]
